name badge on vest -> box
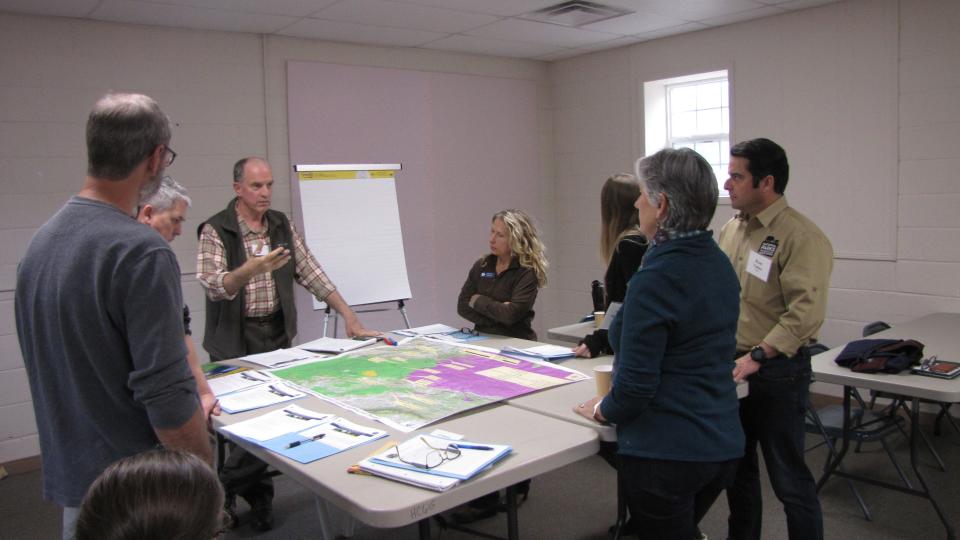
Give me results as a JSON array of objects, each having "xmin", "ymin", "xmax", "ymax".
[{"xmin": 480, "ymin": 271, "xmax": 496, "ymax": 279}]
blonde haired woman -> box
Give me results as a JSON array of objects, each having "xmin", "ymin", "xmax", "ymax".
[
  {"xmin": 573, "ymin": 174, "xmax": 648, "ymax": 358},
  {"xmin": 457, "ymin": 209, "xmax": 548, "ymax": 341}
]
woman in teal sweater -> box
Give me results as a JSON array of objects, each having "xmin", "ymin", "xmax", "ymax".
[{"xmin": 576, "ymin": 148, "xmax": 744, "ymax": 540}]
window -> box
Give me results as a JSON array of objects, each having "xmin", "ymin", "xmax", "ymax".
[{"xmin": 644, "ymin": 70, "xmax": 730, "ymax": 195}]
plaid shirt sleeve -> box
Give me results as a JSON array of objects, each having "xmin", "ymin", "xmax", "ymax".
[
  {"xmin": 290, "ymin": 223, "xmax": 336, "ymax": 301},
  {"xmin": 196, "ymin": 224, "xmax": 239, "ymax": 302}
]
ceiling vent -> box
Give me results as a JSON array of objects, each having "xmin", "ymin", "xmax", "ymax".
[{"xmin": 519, "ymin": 1, "xmax": 634, "ymax": 28}]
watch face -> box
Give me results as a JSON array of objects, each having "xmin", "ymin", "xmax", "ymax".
[{"xmin": 751, "ymin": 347, "xmax": 765, "ymax": 362}]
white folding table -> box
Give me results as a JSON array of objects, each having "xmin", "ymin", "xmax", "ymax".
[{"xmin": 811, "ymin": 312, "xmax": 960, "ymax": 540}]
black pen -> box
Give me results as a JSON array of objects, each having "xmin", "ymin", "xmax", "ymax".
[{"xmin": 287, "ymin": 433, "xmax": 325, "ymax": 448}]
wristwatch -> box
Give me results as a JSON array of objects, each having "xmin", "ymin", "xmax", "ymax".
[{"xmin": 750, "ymin": 345, "xmax": 768, "ymax": 364}]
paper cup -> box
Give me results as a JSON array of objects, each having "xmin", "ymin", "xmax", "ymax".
[
  {"xmin": 593, "ymin": 311, "xmax": 605, "ymax": 329},
  {"xmin": 593, "ymin": 364, "xmax": 613, "ymax": 396}
]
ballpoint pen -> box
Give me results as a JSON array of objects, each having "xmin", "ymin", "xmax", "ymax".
[
  {"xmin": 287, "ymin": 433, "xmax": 325, "ymax": 448},
  {"xmin": 452, "ymin": 443, "xmax": 493, "ymax": 451}
]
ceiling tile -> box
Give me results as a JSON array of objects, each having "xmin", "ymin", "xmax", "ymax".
[
  {"xmin": 577, "ymin": 35, "xmax": 648, "ymax": 51},
  {"xmin": 465, "ymin": 18, "xmax": 619, "ymax": 48},
  {"xmin": 134, "ymin": 0, "xmax": 338, "ymax": 17},
  {"xmin": 699, "ymin": 5, "xmax": 787, "ymax": 27},
  {"xmin": 632, "ymin": 21, "xmax": 710, "ymax": 40},
  {"xmin": 580, "ymin": 10, "xmax": 688, "ymax": 35},
  {"xmin": 0, "ymin": 0, "xmax": 100, "ymax": 18},
  {"xmin": 277, "ymin": 17, "xmax": 447, "ymax": 47},
  {"xmin": 423, "ymin": 34, "xmax": 565, "ymax": 59},
  {"xmin": 775, "ymin": 0, "xmax": 843, "ymax": 10},
  {"xmin": 609, "ymin": 0, "xmax": 766, "ymax": 21},
  {"xmin": 91, "ymin": 0, "xmax": 297, "ymax": 33},
  {"xmin": 380, "ymin": 0, "xmax": 560, "ymax": 18},
  {"xmin": 311, "ymin": 0, "xmax": 499, "ymax": 33},
  {"xmin": 534, "ymin": 49, "xmax": 584, "ymax": 62}
]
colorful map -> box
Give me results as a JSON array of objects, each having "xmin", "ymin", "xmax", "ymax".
[{"xmin": 271, "ymin": 338, "xmax": 586, "ymax": 431}]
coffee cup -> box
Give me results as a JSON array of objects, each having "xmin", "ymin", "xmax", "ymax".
[
  {"xmin": 593, "ymin": 311, "xmax": 605, "ymax": 328},
  {"xmin": 593, "ymin": 364, "xmax": 613, "ymax": 396}
]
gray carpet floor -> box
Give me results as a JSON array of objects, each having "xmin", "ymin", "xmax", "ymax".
[{"xmin": 3, "ymin": 409, "xmax": 958, "ymax": 539}]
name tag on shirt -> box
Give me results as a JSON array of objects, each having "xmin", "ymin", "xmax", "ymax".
[
  {"xmin": 747, "ymin": 250, "xmax": 772, "ymax": 282},
  {"xmin": 480, "ymin": 272, "xmax": 496, "ymax": 279}
]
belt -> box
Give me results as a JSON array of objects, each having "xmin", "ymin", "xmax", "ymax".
[{"xmin": 245, "ymin": 310, "xmax": 282, "ymax": 323}]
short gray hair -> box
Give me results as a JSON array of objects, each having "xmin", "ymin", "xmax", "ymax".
[
  {"xmin": 86, "ymin": 92, "xmax": 171, "ymax": 181},
  {"xmin": 634, "ymin": 148, "xmax": 718, "ymax": 232},
  {"xmin": 233, "ymin": 156, "xmax": 268, "ymax": 183},
  {"xmin": 141, "ymin": 176, "xmax": 191, "ymax": 212}
]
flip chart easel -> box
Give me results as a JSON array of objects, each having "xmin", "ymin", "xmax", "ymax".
[{"xmin": 293, "ymin": 163, "xmax": 412, "ymax": 335}]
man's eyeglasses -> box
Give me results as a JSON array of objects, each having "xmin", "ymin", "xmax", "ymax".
[
  {"xmin": 162, "ymin": 144, "xmax": 177, "ymax": 167},
  {"xmin": 389, "ymin": 437, "xmax": 461, "ymax": 470}
]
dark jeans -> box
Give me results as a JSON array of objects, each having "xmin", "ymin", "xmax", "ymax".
[
  {"xmin": 215, "ymin": 311, "xmax": 289, "ymax": 506},
  {"xmin": 620, "ymin": 456, "xmax": 739, "ymax": 540},
  {"xmin": 726, "ymin": 348, "xmax": 823, "ymax": 540}
]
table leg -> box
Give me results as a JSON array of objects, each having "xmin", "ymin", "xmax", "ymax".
[
  {"xmin": 216, "ymin": 432, "xmax": 226, "ymax": 473},
  {"xmin": 907, "ymin": 397, "xmax": 956, "ymax": 540},
  {"xmin": 418, "ymin": 517, "xmax": 431, "ymax": 540},
  {"xmin": 816, "ymin": 385, "xmax": 852, "ymax": 490},
  {"xmin": 505, "ymin": 484, "xmax": 519, "ymax": 540}
]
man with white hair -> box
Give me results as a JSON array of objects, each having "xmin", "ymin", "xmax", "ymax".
[{"xmin": 138, "ymin": 176, "xmax": 220, "ymax": 420}]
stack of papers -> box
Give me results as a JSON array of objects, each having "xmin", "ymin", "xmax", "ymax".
[
  {"xmin": 358, "ymin": 435, "xmax": 511, "ymax": 491},
  {"xmin": 299, "ymin": 336, "xmax": 378, "ymax": 353},
  {"xmin": 356, "ymin": 459, "xmax": 459, "ymax": 492},
  {"xmin": 241, "ymin": 348, "xmax": 317, "ymax": 368},
  {"xmin": 218, "ymin": 382, "xmax": 306, "ymax": 413},
  {"xmin": 394, "ymin": 323, "xmax": 459, "ymax": 337},
  {"xmin": 208, "ymin": 370, "xmax": 272, "ymax": 397},
  {"xmin": 223, "ymin": 406, "xmax": 387, "ymax": 464},
  {"xmin": 500, "ymin": 344, "xmax": 575, "ymax": 360}
]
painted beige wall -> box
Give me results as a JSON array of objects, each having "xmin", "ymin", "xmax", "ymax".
[
  {"xmin": 0, "ymin": 13, "xmax": 551, "ymax": 463},
  {"xmin": 549, "ymin": 0, "xmax": 960, "ymax": 358},
  {"xmin": 3, "ymin": 0, "xmax": 960, "ymax": 463}
]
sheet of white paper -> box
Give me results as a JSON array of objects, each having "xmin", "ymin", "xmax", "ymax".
[
  {"xmin": 219, "ymin": 382, "xmax": 306, "ymax": 413},
  {"xmin": 208, "ymin": 370, "xmax": 272, "ymax": 397},
  {"xmin": 242, "ymin": 348, "xmax": 317, "ymax": 368},
  {"xmin": 299, "ymin": 418, "xmax": 386, "ymax": 450},
  {"xmin": 394, "ymin": 323, "xmax": 458, "ymax": 336},
  {"xmin": 299, "ymin": 336, "xmax": 377, "ymax": 353},
  {"xmin": 222, "ymin": 405, "xmax": 331, "ymax": 441}
]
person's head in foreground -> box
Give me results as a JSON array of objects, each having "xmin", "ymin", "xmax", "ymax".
[{"xmin": 75, "ymin": 449, "xmax": 225, "ymax": 540}]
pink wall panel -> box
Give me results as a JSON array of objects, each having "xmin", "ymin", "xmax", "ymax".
[{"xmin": 287, "ymin": 61, "xmax": 542, "ymax": 338}]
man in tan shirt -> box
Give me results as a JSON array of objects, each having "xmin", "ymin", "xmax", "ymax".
[{"xmin": 717, "ymin": 138, "xmax": 832, "ymax": 540}]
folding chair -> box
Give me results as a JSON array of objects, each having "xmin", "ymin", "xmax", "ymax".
[
  {"xmin": 861, "ymin": 321, "xmax": 953, "ymax": 470},
  {"xmin": 804, "ymin": 343, "xmax": 912, "ymax": 520}
]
